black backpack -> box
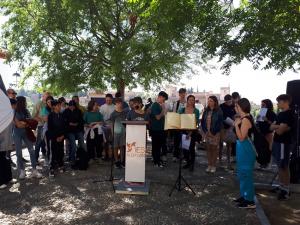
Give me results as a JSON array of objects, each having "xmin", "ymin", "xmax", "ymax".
[
  {"xmin": 72, "ymin": 147, "xmax": 89, "ymax": 170},
  {"xmin": 246, "ymin": 116, "xmax": 271, "ymax": 165}
]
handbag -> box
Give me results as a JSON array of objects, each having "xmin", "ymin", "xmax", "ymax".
[{"xmin": 223, "ymin": 127, "xmax": 236, "ymax": 144}]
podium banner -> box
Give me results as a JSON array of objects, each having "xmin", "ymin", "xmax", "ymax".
[{"xmin": 125, "ymin": 124, "xmax": 146, "ymax": 182}]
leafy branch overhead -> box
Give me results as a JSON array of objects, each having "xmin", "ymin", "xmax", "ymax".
[{"xmin": 0, "ymin": 0, "xmax": 299, "ymax": 94}]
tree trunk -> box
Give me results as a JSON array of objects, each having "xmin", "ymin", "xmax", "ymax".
[{"xmin": 117, "ymin": 79, "xmax": 125, "ymax": 100}]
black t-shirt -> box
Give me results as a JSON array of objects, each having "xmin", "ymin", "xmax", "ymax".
[
  {"xmin": 257, "ymin": 110, "xmax": 277, "ymax": 135},
  {"xmin": 220, "ymin": 103, "xmax": 235, "ymax": 129},
  {"xmin": 273, "ymin": 109, "xmax": 294, "ymax": 144}
]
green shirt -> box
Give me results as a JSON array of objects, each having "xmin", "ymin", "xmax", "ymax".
[
  {"xmin": 83, "ymin": 111, "xmax": 103, "ymax": 124},
  {"xmin": 150, "ymin": 102, "xmax": 164, "ymax": 131},
  {"xmin": 179, "ymin": 107, "xmax": 200, "ymax": 126}
]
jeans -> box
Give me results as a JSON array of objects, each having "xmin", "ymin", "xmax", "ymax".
[
  {"xmin": 13, "ymin": 131, "xmax": 37, "ymax": 172},
  {"xmin": 236, "ymin": 139, "xmax": 256, "ymax": 202},
  {"xmin": 35, "ymin": 125, "xmax": 46, "ymax": 162},
  {"xmin": 67, "ymin": 131, "xmax": 85, "ymax": 162}
]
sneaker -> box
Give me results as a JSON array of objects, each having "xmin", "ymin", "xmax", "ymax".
[
  {"xmin": 10, "ymin": 159, "xmax": 17, "ymax": 168},
  {"xmin": 210, "ymin": 167, "xmax": 216, "ymax": 173},
  {"xmin": 183, "ymin": 164, "xmax": 190, "ymax": 169},
  {"xmin": 237, "ymin": 200, "xmax": 256, "ymax": 209},
  {"xmin": 22, "ymin": 157, "xmax": 29, "ymax": 163},
  {"xmin": 19, "ymin": 170, "xmax": 26, "ymax": 180},
  {"xmin": 49, "ymin": 170, "xmax": 55, "ymax": 178},
  {"xmin": 277, "ymin": 190, "xmax": 290, "ymax": 201},
  {"xmin": 233, "ymin": 197, "xmax": 245, "ymax": 204},
  {"xmin": 161, "ymin": 155, "xmax": 167, "ymax": 162},
  {"xmin": 172, "ymin": 157, "xmax": 178, "ymax": 163},
  {"xmin": 114, "ymin": 162, "xmax": 122, "ymax": 169},
  {"xmin": 10, "ymin": 179, "xmax": 17, "ymax": 184},
  {"xmin": 154, "ymin": 163, "xmax": 164, "ymax": 168},
  {"xmin": 59, "ymin": 167, "xmax": 65, "ymax": 173},
  {"xmin": 0, "ymin": 184, "xmax": 7, "ymax": 190},
  {"xmin": 270, "ymin": 186, "xmax": 280, "ymax": 194},
  {"xmin": 30, "ymin": 169, "xmax": 43, "ymax": 179},
  {"xmin": 206, "ymin": 166, "xmax": 211, "ymax": 173}
]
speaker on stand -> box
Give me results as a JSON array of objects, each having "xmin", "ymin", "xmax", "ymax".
[{"xmin": 286, "ymin": 80, "xmax": 300, "ymax": 184}]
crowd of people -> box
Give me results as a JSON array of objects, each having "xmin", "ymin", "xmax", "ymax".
[{"xmin": 0, "ymin": 87, "xmax": 296, "ymax": 209}]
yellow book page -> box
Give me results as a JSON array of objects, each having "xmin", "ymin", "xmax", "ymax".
[
  {"xmin": 180, "ymin": 114, "xmax": 196, "ymax": 130},
  {"xmin": 164, "ymin": 112, "xmax": 181, "ymax": 130}
]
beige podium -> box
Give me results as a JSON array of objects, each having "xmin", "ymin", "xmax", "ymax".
[{"xmin": 115, "ymin": 120, "xmax": 150, "ymax": 195}]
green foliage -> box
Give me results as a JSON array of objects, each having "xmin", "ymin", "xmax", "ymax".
[
  {"xmin": 0, "ymin": 0, "xmax": 210, "ymax": 94},
  {"xmin": 220, "ymin": 0, "xmax": 300, "ymax": 74}
]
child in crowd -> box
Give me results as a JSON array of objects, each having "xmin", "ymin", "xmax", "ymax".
[
  {"xmin": 110, "ymin": 98, "xmax": 129, "ymax": 168},
  {"xmin": 47, "ymin": 100, "xmax": 66, "ymax": 177}
]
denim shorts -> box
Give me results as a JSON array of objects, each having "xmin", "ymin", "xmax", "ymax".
[{"xmin": 272, "ymin": 142, "xmax": 291, "ymax": 169}]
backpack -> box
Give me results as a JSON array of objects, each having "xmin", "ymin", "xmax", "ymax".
[
  {"xmin": 245, "ymin": 116, "xmax": 271, "ymax": 165},
  {"xmin": 72, "ymin": 147, "xmax": 89, "ymax": 170}
]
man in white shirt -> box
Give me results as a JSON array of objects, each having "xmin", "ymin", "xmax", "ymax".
[
  {"xmin": 172, "ymin": 88, "xmax": 187, "ymax": 162},
  {"xmin": 99, "ymin": 93, "xmax": 115, "ymax": 160},
  {"xmin": 100, "ymin": 94, "xmax": 115, "ymax": 122}
]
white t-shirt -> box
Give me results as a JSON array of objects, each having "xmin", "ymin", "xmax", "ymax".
[{"xmin": 99, "ymin": 104, "xmax": 115, "ymax": 121}]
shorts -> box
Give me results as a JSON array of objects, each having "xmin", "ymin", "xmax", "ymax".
[
  {"xmin": 272, "ymin": 142, "xmax": 291, "ymax": 169},
  {"xmin": 113, "ymin": 133, "xmax": 125, "ymax": 149}
]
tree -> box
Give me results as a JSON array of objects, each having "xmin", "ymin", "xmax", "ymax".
[
  {"xmin": 0, "ymin": 0, "xmax": 233, "ymax": 95},
  {"xmin": 219, "ymin": 0, "xmax": 300, "ymax": 74},
  {"xmin": 0, "ymin": 0, "xmax": 181, "ymax": 95}
]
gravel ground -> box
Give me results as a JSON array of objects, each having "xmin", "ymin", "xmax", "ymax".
[{"xmin": 0, "ymin": 149, "xmax": 260, "ymax": 225}]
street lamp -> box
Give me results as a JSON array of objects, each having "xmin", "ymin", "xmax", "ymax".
[{"xmin": 12, "ymin": 72, "xmax": 20, "ymax": 87}]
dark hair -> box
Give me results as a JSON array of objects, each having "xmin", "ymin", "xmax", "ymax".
[
  {"xmin": 87, "ymin": 100, "xmax": 97, "ymax": 112},
  {"xmin": 276, "ymin": 94, "xmax": 292, "ymax": 104},
  {"xmin": 178, "ymin": 88, "xmax": 187, "ymax": 94},
  {"xmin": 115, "ymin": 92, "xmax": 122, "ymax": 98},
  {"xmin": 232, "ymin": 92, "xmax": 240, "ymax": 100},
  {"xmin": 129, "ymin": 98, "xmax": 134, "ymax": 103},
  {"xmin": 187, "ymin": 95, "xmax": 195, "ymax": 108},
  {"xmin": 224, "ymin": 94, "xmax": 232, "ymax": 102},
  {"xmin": 58, "ymin": 97, "xmax": 66, "ymax": 103},
  {"xmin": 237, "ymin": 98, "xmax": 251, "ymax": 114},
  {"xmin": 105, "ymin": 93, "xmax": 113, "ymax": 99},
  {"xmin": 133, "ymin": 96, "xmax": 143, "ymax": 104},
  {"xmin": 72, "ymin": 95, "xmax": 79, "ymax": 100},
  {"xmin": 15, "ymin": 96, "xmax": 27, "ymax": 114},
  {"xmin": 208, "ymin": 95, "xmax": 219, "ymax": 110},
  {"xmin": 51, "ymin": 99, "xmax": 60, "ymax": 107},
  {"xmin": 158, "ymin": 91, "xmax": 168, "ymax": 100},
  {"xmin": 114, "ymin": 97, "xmax": 123, "ymax": 104},
  {"xmin": 262, "ymin": 99, "xmax": 274, "ymax": 111},
  {"xmin": 46, "ymin": 96, "xmax": 54, "ymax": 112}
]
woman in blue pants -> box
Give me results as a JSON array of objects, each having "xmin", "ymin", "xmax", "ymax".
[{"xmin": 233, "ymin": 98, "xmax": 256, "ymax": 209}]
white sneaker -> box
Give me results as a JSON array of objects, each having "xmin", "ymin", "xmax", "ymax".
[
  {"xmin": 0, "ymin": 184, "xmax": 7, "ymax": 190},
  {"xmin": 206, "ymin": 166, "xmax": 211, "ymax": 173},
  {"xmin": 30, "ymin": 169, "xmax": 43, "ymax": 179},
  {"xmin": 19, "ymin": 170, "xmax": 26, "ymax": 180},
  {"xmin": 10, "ymin": 179, "xmax": 17, "ymax": 184},
  {"xmin": 210, "ymin": 167, "xmax": 216, "ymax": 173}
]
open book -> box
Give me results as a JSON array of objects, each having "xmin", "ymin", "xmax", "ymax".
[{"xmin": 164, "ymin": 112, "xmax": 197, "ymax": 130}]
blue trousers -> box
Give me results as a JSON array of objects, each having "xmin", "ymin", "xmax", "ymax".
[
  {"xmin": 13, "ymin": 131, "xmax": 37, "ymax": 172},
  {"xmin": 67, "ymin": 131, "xmax": 85, "ymax": 162},
  {"xmin": 236, "ymin": 139, "xmax": 256, "ymax": 201}
]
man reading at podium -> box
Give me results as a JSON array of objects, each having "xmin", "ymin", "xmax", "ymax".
[{"xmin": 149, "ymin": 91, "xmax": 168, "ymax": 168}]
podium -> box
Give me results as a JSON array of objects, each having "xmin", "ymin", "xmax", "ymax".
[{"xmin": 114, "ymin": 120, "xmax": 150, "ymax": 195}]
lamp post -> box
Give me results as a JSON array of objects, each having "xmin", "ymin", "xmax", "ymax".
[{"xmin": 12, "ymin": 72, "xmax": 20, "ymax": 87}]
